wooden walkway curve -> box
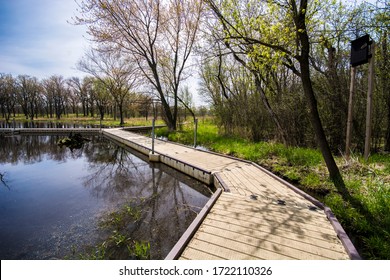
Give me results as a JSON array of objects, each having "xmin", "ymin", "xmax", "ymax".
[{"xmin": 101, "ymin": 128, "xmax": 360, "ymax": 260}]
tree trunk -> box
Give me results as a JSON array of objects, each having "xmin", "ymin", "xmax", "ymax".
[
  {"xmin": 160, "ymin": 94, "xmax": 176, "ymax": 131},
  {"xmin": 49, "ymin": 103, "xmax": 53, "ymax": 118},
  {"xmin": 29, "ymin": 101, "xmax": 34, "ymax": 121},
  {"xmin": 300, "ymin": 58, "xmax": 346, "ymax": 188},
  {"xmin": 295, "ymin": 0, "xmax": 346, "ymax": 192},
  {"xmin": 150, "ymin": 63, "xmax": 177, "ymax": 131},
  {"xmin": 119, "ymin": 101, "xmax": 124, "ymax": 126}
]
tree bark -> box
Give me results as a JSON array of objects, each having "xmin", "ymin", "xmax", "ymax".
[{"xmin": 294, "ymin": 0, "xmax": 346, "ymax": 191}]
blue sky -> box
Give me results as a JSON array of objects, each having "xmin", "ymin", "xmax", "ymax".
[
  {"xmin": 0, "ymin": 0, "xmax": 87, "ymax": 79},
  {"xmin": 0, "ymin": 0, "xmax": 204, "ymax": 105}
]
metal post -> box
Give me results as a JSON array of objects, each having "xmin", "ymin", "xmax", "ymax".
[
  {"xmin": 194, "ymin": 118, "xmax": 198, "ymax": 148},
  {"xmin": 151, "ymin": 118, "xmax": 155, "ymax": 154},
  {"xmin": 149, "ymin": 117, "xmax": 160, "ymax": 162},
  {"xmin": 364, "ymin": 42, "xmax": 375, "ymax": 161},
  {"xmin": 345, "ymin": 66, "xmax": 357, "ymax": 160}
]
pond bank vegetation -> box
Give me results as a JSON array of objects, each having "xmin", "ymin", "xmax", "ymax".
[{"xmin": 156, "ymin": 119, "xmax": 390, "ymax": 260}]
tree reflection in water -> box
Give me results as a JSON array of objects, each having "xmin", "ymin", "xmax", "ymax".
[
  {"xmin": 0, "ymin": 171, "xmax": 10, "ymax": 190},
  {"xmin": 81, "ymin": 139, "xmax": 212, "ymax": 259},
  {"xmin": 0, "ymin": 135, "xmax": 211, "ymax": 259}
]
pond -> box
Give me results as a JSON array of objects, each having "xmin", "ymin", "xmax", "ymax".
[{"xmin": 0, "ymin": 134, "xmax": 212, "ymax": 260}]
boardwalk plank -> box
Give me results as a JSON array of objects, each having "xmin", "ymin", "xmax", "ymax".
[
  {"xmin": 203, "ymin": 215, "xmax": 346, "ymax": 252},
  {"xmin": 206, "ymin": 211, "xmax": 338, "ymax": 243},
  {"xmin": 201, "ymin": 218, "xmax": 347, "ymax": 258},
  {"xmin": 180, "ymin": 246, "xmax": 227, "ymax": 260},
  {"xmin": 189, "ymin": 233, "xmax": 297, "ymax": 260},
  {"xmin": 209, "ymin": 206, "xmax": 337, "ymax": 236},
  {"xmin": 101, "ymin": 128, "xmax": 354, "ymax": 260},
  {"xmin": 196, "ymin": 226, "xmax": 335, "ymax": 260},
  {"xmin": 210, "ymin": 203, "xmax": 332, "ymax": 231},
  {"xmin": 216, "ymin": 193, "xmax": 329, "ymax": 222}
]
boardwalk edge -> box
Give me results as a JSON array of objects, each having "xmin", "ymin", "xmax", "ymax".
[
  {"xmin": 165, "ymin": 188, "xmax": 223, "ymax": 260},
  {"xmin": 252, "ymin": 162, "xmax": 361, "ymax": 260}
]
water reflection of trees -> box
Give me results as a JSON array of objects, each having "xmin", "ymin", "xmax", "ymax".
[
  {"xmin": 82, "ymin": 141, "xmax": 211, "ymax": 259},
  {"xmin": 0, "ymin": 135, "xmax": 88, "ymax": 165},
  {"xmin": 0, "ymin": 172, "xmax": 10, "ymax": 190},
  {"xmin": 0, "ymin": 135, "xmax": 211, "ymax": 259},
  {"xmin": 0, "ymin": 134, "xmax": 111, "ymax": 166},
  {"xmin": 0, "ymin": 120, "xmax": 99, "ymax": 129}
]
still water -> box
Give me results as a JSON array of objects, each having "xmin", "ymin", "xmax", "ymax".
[{"xmin": 0, "ymin": 134, "xmax": 212, "ymax": 259}]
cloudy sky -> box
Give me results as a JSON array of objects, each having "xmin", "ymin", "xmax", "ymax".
[{"xmin": 0, "ymin": 0, "xmax": 88, "ymax": 79}]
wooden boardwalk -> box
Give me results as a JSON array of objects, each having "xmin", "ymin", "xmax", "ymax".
[
  {"xmin": 1, "ymin": 127, "xmax": 359, "ymax": 259},
  {"xmin": 102, "ymin": 128, "xmax": 360, "ymax": 260},
  {"xmin": 179, "ymin": 192, "xmax": 348, "ymax": 260}
]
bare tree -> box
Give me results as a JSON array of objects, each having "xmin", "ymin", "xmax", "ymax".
[
  {"xmin": 75, "ymin": 0, "xmax": 203, "ymax": 130},
  {"xmin": 91, "ymin": 77, "xmax": 114, "ymax": 121},
  {"xmin": 68, "ymin": 76, "xmax": 95, "ymax": 117},
  {"xmin": 16, "ymin": 75, "xmax": 41, "ymax": 121},
  {"xmin": 42, "ymin": 75, "xmax": 67, "ymax": 120},
  {"xmin": 0, "ymin": 74, "xmax": 17, "ymax": 123},
  {"xmin": 78, "ymin": 48, "xmax": 140, "ymax": 125}
]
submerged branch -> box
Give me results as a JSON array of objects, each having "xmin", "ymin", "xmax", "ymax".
[{"xmin": 0, "ymin": 172, "xmax": 10, "ymax": 190}]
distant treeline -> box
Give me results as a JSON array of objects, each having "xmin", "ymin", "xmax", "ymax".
[{"xmin": 0, "ymin": 74, "xmax": 209, "ymax": 126}]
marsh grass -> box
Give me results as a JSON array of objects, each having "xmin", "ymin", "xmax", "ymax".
[
  {"xmin": 76, "ymin": 201, "xmax": 150, "ymax": 260},
  {"xmin": 156, "ymin": 120, "xmax": 390, "ymax": 259}
]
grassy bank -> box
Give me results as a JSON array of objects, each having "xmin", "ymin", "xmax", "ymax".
[{"xmin": 156, "ymin": 119, "xmax": 390, "ymax": 260}]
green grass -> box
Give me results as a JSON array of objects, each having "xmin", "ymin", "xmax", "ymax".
[{"xmin": 156, "ymin": 119, "xmax": 390, "ymax": 260}]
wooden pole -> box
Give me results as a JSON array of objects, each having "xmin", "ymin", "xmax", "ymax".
[
  {"xmin": 345, "ymin": 66, "xmax": 357, "ymax": 160},
  {"xmin": 364, "ymin": 42, "xmax": 375, "ymax": 161}
]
